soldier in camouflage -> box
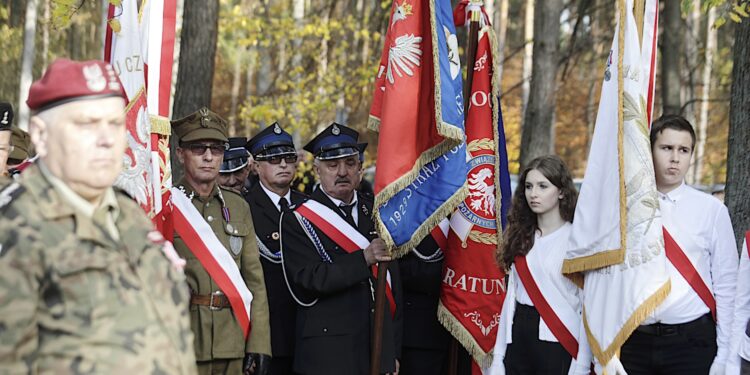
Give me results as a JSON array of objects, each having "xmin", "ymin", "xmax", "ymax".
[
  {"xmin": 171, "ymin": 108, "xmax": 272, "ymax": 375},
  {"xmin": 0, "ymin": 59, "xmax": 198, "ymax": 374}
]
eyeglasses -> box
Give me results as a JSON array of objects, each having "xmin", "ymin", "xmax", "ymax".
[
  {"xmin": 264, "ymin": 155, "xmax": 298, "ymax": 165},
  {"xmin": 183, "ymin": 143, "xmax": 227, "ymax": 156}
]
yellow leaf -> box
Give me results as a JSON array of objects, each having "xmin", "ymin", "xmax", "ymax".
[
  {"xmin": 730, "ymin": 12, "xmax": 742, "ymax": 23},
  {"xmin": 109, "ymin": 19, "xmax": 121, "ymax": 33},
  {"xmin": 734, "ymin": 4, "xmax": 749, "ymax": 18}
]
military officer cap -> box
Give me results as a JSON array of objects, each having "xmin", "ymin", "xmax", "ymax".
[
  {"xmin": 303, "ymin": 122, "xmax": 367, "ymax": 161},
  {"xmin": 246, "ymin": 122, "xmax": 296, "ymax": 161},
  {"xmin": 171, "ymin": 107, "xmax": 229, "ymax": 144},
  {"xmin": 0, "ymin": 102, "xmax": 13, "ymax": 131},
  {"xmin": 26, "ymin": 58, "xmax": 126, "ymax": 111},
  {"xmin": 221, "ymin": 137, "xmax": 250, "ymax": 173},
  {"xmin": 9, "ymin": 127, "xmax": 31, "ymax": 162}
]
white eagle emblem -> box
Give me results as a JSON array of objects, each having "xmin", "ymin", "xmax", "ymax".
[
  {"xmin": 468, "ymin": 167, "xmax": 495, "ymax": 216},
  {"xmin": 391, "ymin": 1, "xmax": 413, "ymax": 25},
  {"xmin": 386, "ymin": 34, "xmax": 422, "ymax": 85},
  {"xmin": 82, "ymin": 64, "xmax": 107, "ymax": 92},
  {"xmin": 443, "ymin": 26, "xmax": 460, "ymax": 79}
]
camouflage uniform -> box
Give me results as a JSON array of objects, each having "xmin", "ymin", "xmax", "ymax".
[
  {"xmin": 173, "ymin": 178, "xmax": 272, "ymax": 372},
  {"xmin": 0, "ymin": 164, "xmax": 198, "ymax": 374}
]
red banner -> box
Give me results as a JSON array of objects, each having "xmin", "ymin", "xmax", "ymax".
[{"xmin": 438, "ymin": 25, "xmax": 506, "ymax": 368}]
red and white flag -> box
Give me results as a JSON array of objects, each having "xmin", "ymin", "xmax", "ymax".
[{"xmin": 561, "ymin": 0, "xmax": 668, "ymax": 368}]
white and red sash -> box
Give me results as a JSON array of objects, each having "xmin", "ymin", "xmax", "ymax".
[
  {"xmin": 514, "ymin": 255, "xmax": 579, "ymax": 358},
  {"xmin": 663, "ymin": 226, "xmax": 717, "ymax": 321},
  {"xmin": 294, "ymin": 200, "xmax": 396, "ymax": 317},
  {"xmin": 170, "ymin": 187, "xmax": 253, "ymax": 338}
]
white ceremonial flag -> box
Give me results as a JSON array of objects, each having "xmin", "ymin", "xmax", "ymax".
[{"xmin": 561, "ymin": 0, "xmax": 669, "ymax": 369}]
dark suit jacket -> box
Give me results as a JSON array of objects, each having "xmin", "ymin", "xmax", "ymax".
[
  {"xmin": 398, "ymin": 236, "xmax": 451, "ymax": 350},
  {"xmin": 280, "ymin": 188, "xmax": 402, "ymax": 375},
  {"xmin": 246, "ymin": 183, "xmax": 306, "ymax": 359}
]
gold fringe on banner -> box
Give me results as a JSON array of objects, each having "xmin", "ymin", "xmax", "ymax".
[
  {"xmin": 437, "ymin": 302, "xmax": 494, "ymax": 368},
  {"xmin": 150, "ymin": 115, "xmax": 172, "ymax": 135},
  {"xmin": 585, "ymin": 280, "xmax": 670, "ymax": 365}
]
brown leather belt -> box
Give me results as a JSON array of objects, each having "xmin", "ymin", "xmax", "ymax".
[{"xmin": 191, "ymin": 292, "xmax": 231, "ymax": 310}]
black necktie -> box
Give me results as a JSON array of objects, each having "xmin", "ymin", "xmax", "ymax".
[
  {"xmin": 339, "ymin": 202, "xmax": 357, "ymax": 227},
  {"xmin": 279, "ymin": 197, "xmax": 290, "ymax": 211}
]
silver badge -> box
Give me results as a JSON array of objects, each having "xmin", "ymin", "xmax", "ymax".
[
  {"xmin": 229, "ymin": 236, "xmax": 243, "ymax": 255},
  {"xmin": 226, "ymin": 223, "xmax": 234, "ymax": 233},
  {"xmin": 273, "ymin": 123, "xmax": 282, "ymax": 134},
  {"xmin": 331, "ymin": 124, "xmax": 340, "ymax": 135},
  {"xmin": 361, "ymin": 204, "xmax": 368, "ymax": 216}
]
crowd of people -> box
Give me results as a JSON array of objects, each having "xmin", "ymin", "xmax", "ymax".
[{"xmin": 0, "ymin": 58, "xmax": 747, "ymax": 375}]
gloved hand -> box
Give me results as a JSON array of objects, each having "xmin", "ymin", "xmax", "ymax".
[
  {"xmin": 243, "ymin": 353, "xmax": 271, "ymax": 375},
  {"xmin": 708, "ymin": 361, "xmax": 725, "ymax": 375},
  {"xmin": 603, "ymin": 355, "xmax": 628, "ymax": 375}
]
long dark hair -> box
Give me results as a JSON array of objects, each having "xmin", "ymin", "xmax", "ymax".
[{"xmin": 497, "ymin": 155, "xmax": 577, "ymax": 270}]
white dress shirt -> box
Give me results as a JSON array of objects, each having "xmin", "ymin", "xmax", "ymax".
[
  {"xmin": 320, "ymin": 188, "xmax": 359, "ymax": 226},
  {"xmin": 259, "ymin": 181, "xmax": 292, "ymax": 211},
  {"xmin": 489, "ymin": 223, "xmax": 592, "ymax": 375},
  {"xmin": 728, "ymin": 232, "xmax": 750, "ymax": 374},
  {"xmin": 642, "ymin": 183, "xmax": 738, "ymax": 365}
]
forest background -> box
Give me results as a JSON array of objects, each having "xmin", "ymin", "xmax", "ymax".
[{"xmin": 1, "ymin": 0, "xmax": 748, "ymax": 243}]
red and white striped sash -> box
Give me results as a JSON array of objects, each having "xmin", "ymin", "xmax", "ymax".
[
  {"xmin": 663, "ymin": 227, "xmax": 717, "ymax": 321},
  {"xmin": 295, "ymin": 200, "xmax": 396, "ymax": 317},
  {"xmin": 170, "ymin": 187, "xmax": 253, "ymax": 338},
  {"xmin": 514, "ymin": 255, "xmax": 579, "ymax": 358}
]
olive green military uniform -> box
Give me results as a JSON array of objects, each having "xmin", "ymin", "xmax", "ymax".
[
  {"xmin": 0, "ymin": 164, "xmax": 198, "ymax": 374},
  {"xmin": 172, "ymin": 179, "xmax": 272, "ymax": 371}
]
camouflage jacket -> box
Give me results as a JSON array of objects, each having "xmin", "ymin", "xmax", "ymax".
[
  {"xmin": 173, "ymin": 179, "xmax": 272, "ymax": 361},
  {"xmin": 0, "ymin": 165, "xmax": 198, "ymax": 374}
]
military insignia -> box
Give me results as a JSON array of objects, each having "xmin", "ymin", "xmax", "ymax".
[
  {"xmin": 1, "ymin": 111, "xmax": 9, "ymax": 125},
  {"xmin": 273, "ymin": 123, "xmax": 282, "ymax": 134},
  {"xmin": 226, "ymin": 223, "xmax": 234, "ymax": 233},
  {"xmin": 229, "ymin": 235, "xmax": 243, "ymax": 255},
  {"xmin": 82, "ymin": 63, "xmax": 107, "ymax": 92},
  {"xmin": 331, "ymin": 124, "xmax": 340, "ymax": 135},
  {"xmin": 200, "ymin": 107, "xmax": 210, "ymax": 127},
  {"xmin": 361, "ymin": 204, "xmax": 369, "ymax": 216},
  {"xmin": 271, "ymin": 232, "xmax": 280, "ymax": 240}
]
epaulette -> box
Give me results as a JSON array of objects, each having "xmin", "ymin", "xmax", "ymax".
[{"xmin": 0, "ymin": 181, "xmax": 25, "ymax": 212}]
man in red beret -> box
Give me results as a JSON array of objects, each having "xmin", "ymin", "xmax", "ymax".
[{"xmin": 0, "ymin": 58, "xmax": 199, "ymax": 374}]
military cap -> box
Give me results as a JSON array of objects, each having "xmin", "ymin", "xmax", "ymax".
[
  {"xmin": 26, "ymin": 58, "xmax": 126, "ymax": 111},
  {"xmin": 9, "ymin": 127, "xmax": 31, "ymax": 162},
  {"xmin": 171, "ymin": 107, "xmax": 229, "ymax": 143},
  {"xmin": 221, "ymin": 137, "xmax": 250, "ymax": 173},
  {"xmin": 246, "ymin": 122, "xmax": 296, "ymax": 161},
  {"xmin": 0, "ymin": 102, "xmax": 13, "ymax": 131},
  {"xmin": 303, "ymin": 123, "xmax": 366, "ymax": 161}
]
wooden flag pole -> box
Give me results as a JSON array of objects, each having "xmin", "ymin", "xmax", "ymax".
[
  {"xmin": 370, "ymin": 259, "xmax": 391, "ymax": 375},
  {"xmin": 449, "ymin": 3, "xmax": 483, "ymax": 375}
]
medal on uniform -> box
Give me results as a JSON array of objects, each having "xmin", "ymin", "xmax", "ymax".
[{"xmin": 230, "ymin": 235, "xmax": 243, "ymax": 255}]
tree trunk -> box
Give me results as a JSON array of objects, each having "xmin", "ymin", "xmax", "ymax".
[
  {"xmin": 172, "ymin": 0, "xmax": 220, "ymax": 119},
  {"xmin": 10, "ymin": 0, "xmax": 25, "ymax": 27},
  {"xmin": 725, "ymin": 9, "xmax": 750, "ymax": 248},
  {"xmin": 684, "ymin": 2, "xmax": 700, "ymax": 183},
  {"xmin": 494, "ymin": 0, "xmax": 509, "ymax": 84},
  {"xmin": 229, "ymin": 50, "xmax": 243, "ymax": 135},
  {"xmin": 692, "ymin": 7, "xmax": 716, "ymax": 186},
  {"xmin": 521, "ymin": 0, "xmax": 534, "ymax": 119},
  {"xmin": 660, "ymin": 0, "xmax": 682, "ymax": 115},
  {"xmin": 519, "ymin": 0, "xmax": 562, "ymax": 170},
  {"xmin": 41, "ymin": 0, "xmax": 49, "ymax": 69},
  {"xmin": 17, "ymin": 0, "xmax": 37, "ymax": 131}
]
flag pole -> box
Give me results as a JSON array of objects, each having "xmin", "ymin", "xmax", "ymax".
[
  {"xmin": 370, "ymin": 257, "xmax": 390, "ymax": 375},
  {"xmin": 448, "ymin": 3, "xmax": 483, "ymax": 374}
]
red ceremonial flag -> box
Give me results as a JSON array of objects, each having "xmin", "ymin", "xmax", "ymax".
[{"xmin": 439, "ymin": 14, "xmax": 508, "ymax": 368}]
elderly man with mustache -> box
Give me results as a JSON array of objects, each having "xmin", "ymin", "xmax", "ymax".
[{"xmin": 279, "ymin": 123, "xmax": 403, "ymax": 375}]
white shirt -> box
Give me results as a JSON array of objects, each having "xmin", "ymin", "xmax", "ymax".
[
  {"xmin": 320, "ymin": 188, "xmax": 359, "ymax": 226},
  {"xmin": 259, "ymin": 181, "xmax": 291, "ymax": 211},
  {"xmin": 642, "ymin": 183, "xmax": 737, "ymax": 365},
  {"xmin": 728, "ymin": 232, "xmax": 750, "ymax": 374},
  {"xmin": 489, "ymin": 223, "xmax": 591, "ymax": 375}
]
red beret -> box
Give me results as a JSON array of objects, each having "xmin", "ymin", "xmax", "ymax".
[{"xmin": 26, "ymin": 58, "xmax": 127, "ymax": 111}]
